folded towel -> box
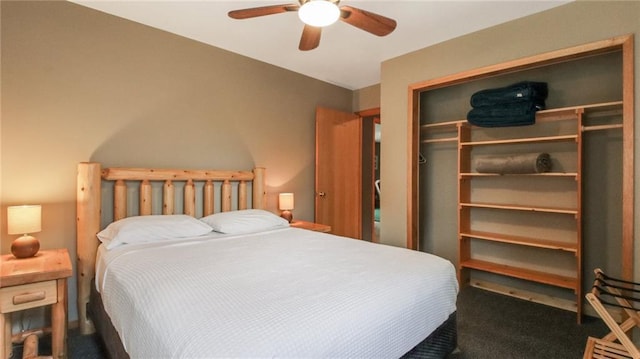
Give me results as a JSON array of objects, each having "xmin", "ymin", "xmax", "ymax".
[{"xmin": 475, "ymin": 153, "xmax": 552, "ymax": 174}]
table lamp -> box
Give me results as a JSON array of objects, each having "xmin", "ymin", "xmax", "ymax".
[
  {"xmin": 8, "ymin": 205, "xmax": 42, "ymax": 258},
  {"xmin": 278, "ymin": 193, "xmax": 294, "ymax": 223}
]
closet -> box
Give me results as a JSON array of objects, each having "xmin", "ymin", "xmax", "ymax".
[
  {"xmin": 408, "ymin": 35, "xmax": 634, "ymax": 321},
  {"xmin": 422, "ymin": 102, "xmax": 622, "ymax": 321}
]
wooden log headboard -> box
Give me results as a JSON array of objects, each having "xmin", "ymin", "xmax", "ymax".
[{"xmin": 76, "ymin": 162, "xmax": 266, "ymax": 334}]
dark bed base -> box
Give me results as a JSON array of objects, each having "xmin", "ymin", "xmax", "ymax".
[
  {"xmin": 89, "ymin": 284, "xmax": 457, "ymax": 358},
  {"xmin": 89, "ymin": 284, "xmax": 129, "ymax": 359},
  {"xmin": 402, "ymin": 312, "xmax": 458, "ymax": 358}
]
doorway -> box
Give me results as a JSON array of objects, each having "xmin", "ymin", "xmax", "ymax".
[{"xmin": 356, "ymin": 107, "xmax": 380, "ymax": 243}]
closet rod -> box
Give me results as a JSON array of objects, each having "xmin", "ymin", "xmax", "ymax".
[{"xmin": 582, "ymin": 124, "xmax": 623, "ymax": 132}]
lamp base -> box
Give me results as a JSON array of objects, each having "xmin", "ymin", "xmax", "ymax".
[
  {"xmin": 11, "ymin": 235, "xmax": 40, "ymax": 259},
  {"xmin": 281, "ymin": 210, "xmax": 293, "ymax": 223}
]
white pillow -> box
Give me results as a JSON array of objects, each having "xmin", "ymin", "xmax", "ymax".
[
  {"xmin": 200, "ymin": 209, "xmax": 289, "ymax": 234},
  {"xmin": 98, "ymin": 215, "xmax": 213, "ymax": 249}
]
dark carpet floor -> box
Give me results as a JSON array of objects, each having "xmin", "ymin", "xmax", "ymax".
[
  {"xmin": 12, "ymin": 286, "xmax": 608, "ymax": 358},
  {"xmin": 448, "ymin": 287, "xmax": 608, "ymax": 359}
]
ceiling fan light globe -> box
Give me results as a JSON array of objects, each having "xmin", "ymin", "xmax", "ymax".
[{"xmin": 298, "ymin": 0, "xmax": 340, "ymax": 27}]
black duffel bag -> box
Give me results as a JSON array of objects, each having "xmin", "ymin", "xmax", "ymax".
[
  {"xmin": 467, "ymin": 101, "xmax": 539, "ymax": 127},
  {"xmin": 470, "ymin": 81, "xmax": 548, "ymax": 109}
]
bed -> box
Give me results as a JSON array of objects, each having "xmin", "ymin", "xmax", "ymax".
[{"xmin": 76, "ymin": 162, "xmax": 459, "ymax": 358}]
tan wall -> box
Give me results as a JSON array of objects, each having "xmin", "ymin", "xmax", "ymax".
[
  {"xmin": 353, "ymin": 84, "xmax": 380, "ymax": 111},
  {"xmin": 379, "ymin": 0, "xmax": 640, "ymax": 283},
  {"xmin": 1, "ymin": 0, "xmax": 352, "ymax": 323}
]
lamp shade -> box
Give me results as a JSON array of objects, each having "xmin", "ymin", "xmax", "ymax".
[
  {"xmin": 279, "ymin": 193, "xmax": 294, "ymax": 211},
  {"xmin": 8, "ymin": 205, "xmax": 42, "ymax": 235},
  {"xmin": 298, "ymin": 0, "xmax": 340, "ymax": 27}
]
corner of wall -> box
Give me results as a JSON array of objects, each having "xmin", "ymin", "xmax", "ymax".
[{"xmin": 353, "ymin": 84, "xmax": 381, "ymax": 111}]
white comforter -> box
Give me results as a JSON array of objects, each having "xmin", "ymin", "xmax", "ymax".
[{"xmin": 97, "ymin": 227, "xmax": 458, "ymax": 358}]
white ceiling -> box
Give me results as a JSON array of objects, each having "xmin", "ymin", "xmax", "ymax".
[{"xmin": 70, "ymin": 0, "xmax": 571, "ymax": 90}]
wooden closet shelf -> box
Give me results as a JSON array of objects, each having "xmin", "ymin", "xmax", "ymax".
[
  {"xmin": 460, "ymin": 230, "xmax": 578, "ymax": 252},
  {"xmin": 461, "ymin": 134, "xmax": 577, "ymax": 146},
  {"xmin": 537, "ymin": 101, "xmax": 622, "ymax": 116},
  {"xmin": 459, "ymin": 172, "xmax": 578, "ymax": 178},
  {"xmin": 423, "ymin": 102, "xmax": 622, "ymax": 132},
  {"xmin": 535, "ymin": 109, "xmax": 580, "ymax": 122},
  {"xmin": 460, "ymin": 259, "xmax": 578, "ymax": 290},
  {"xmin": 460, "ymin": 202, "xmax": 578, "ymax": 215},
  {"xmin": 422, "ymin": 137, "xmax": 458, "ymax": 144}
]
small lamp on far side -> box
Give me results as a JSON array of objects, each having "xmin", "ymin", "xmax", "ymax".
[
  {"xmin": 8, "ymin": 205, "xmax": 42, "ymax": 259},
  {"xmin": 278, "ymin": 193, "xmax": 294, "ymax": 223}
]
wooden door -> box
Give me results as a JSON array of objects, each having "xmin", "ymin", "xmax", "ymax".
[{"xmin": 315, "ymin": 107, "xmax": 362, "ymax": 239}]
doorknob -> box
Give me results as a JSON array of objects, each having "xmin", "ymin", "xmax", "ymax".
[{"xmin": 318, "ymin": 192, "xmax": 326, "ymax": 198}]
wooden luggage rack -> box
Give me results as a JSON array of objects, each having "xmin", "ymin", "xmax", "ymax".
[{"xmin": 583, "ymin": 268, "xmax": 640, "ymax": 359}]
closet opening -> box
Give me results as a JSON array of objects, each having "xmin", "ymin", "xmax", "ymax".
[{"xmin": 406, "ymin": 35, "xmax": 634, "ymax": 320}]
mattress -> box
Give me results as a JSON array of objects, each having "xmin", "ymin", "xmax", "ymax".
[{"xmin": 96, "ymin": 227, "xmax": 458, "ymax": 358}]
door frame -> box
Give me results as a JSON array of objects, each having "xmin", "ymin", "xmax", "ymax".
[
  {"xmin": 356, "ymin": 107, "xmax": 380, "ymax": 242},
  {"xmin": 406, "ymin": 35, "xmax": 634, "ymax": 280}
]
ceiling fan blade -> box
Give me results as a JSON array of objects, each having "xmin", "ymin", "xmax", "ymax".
[
  {"xmin": 299, "ymin": 25, "xmax": 322, "ymax": 51},
  {"xmin": 339, "ymin": 5, "xmax": 396, "ymax": 36},
  {"xmin": 228, "ymin": 4, "xmax": 299, "ymax": 19}
]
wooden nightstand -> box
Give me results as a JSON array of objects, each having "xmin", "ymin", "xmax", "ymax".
[
  {"xmin": 290, "ymin": 220, "xmax": 331, "ymax": 233},
  {"xmin": 1, "ymin": 249, "xmax": 72, "ymax": 359}
]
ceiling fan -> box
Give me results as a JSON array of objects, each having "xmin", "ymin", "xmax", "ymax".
[{"xmin": 228, "ymin": 0, "xmax": 397, "ymax": 51}]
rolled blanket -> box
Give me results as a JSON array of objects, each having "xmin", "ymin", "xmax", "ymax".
[{"xmin": 475, "ymin": 153, "xmax": 552, "ymax": 174}]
